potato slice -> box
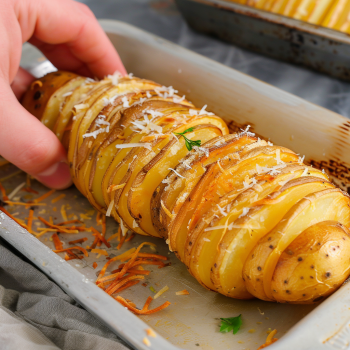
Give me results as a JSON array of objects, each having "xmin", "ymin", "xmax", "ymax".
[
  {"xmin": 244, "ymin": 188, "xmax": 350, "ymax": 301},
  {"xmin": 115, "ymin": 137, "xmax": 175, "ymax": 235},
  {"xmin": 68, "ymin": 82, "xmax": 113, "ymax": 193},
  {"xmin": 88, "ymin": 102, "xmax": 194, "ymax": 210},
  {"xmin": 152, "ymin": 134, "xmax": 254, "ymax": 239},
  {"xmin": 42, "ymin": 76, "xmax": 87, "ymax": 131},
  {"xmin": 271, "ymin": 220, "xmax": 350, "ymax": 303},
  {"xmin": 211, "ymin": 177, "xmax": 334, "ymax": 299},
  {"xmin": 182, "ymin": 146, "xmax": 299, "ymax": 269},
  {"xmin": 128, "ymin": 124, "xmax": 224, "ymax": 237},
  {"xmin": 189, "ymin": 166, "xmax": 328, "ymax": 291},
  {"xmin": 53, "ymin": 80, "xmax": 104, "ymax": 142},
  {"xmin": 168, "ymin": 140, "xmax": 273, "ymax": 259},
  {"xmin": 21, "ymin": 71, "xmax": 79, "ymax": 122}
]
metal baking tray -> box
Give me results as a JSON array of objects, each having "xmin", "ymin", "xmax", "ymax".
[
  {"xmin": 175, "ymin": 0, "xmax": 350, "ymax": 81},
  {"xmin": 2, "ymin": 19, "xmax": 350, "ymax": 350}
]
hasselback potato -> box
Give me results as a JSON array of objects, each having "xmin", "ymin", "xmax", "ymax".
[{"xmin": 22, "ymin": 71, "xmax": 350, "ymax": 303}]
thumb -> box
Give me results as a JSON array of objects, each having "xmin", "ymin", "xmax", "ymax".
[{"xmin": 1, "ymin": 78, "xmax": 72, "ymax": 189}]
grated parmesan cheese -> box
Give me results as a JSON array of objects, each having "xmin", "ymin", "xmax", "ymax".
[
  {"xmin": 239, "ymin": 125, "xmax": 255, "ymax": 138},
  {"xmin": 238, "ymin": 207, "xmax": 250, "ymax": 218},
  {"xmin": 275, "ymin": 149, "xmax": 284, "ymax": 165},
  {"xmin": 146, "ymin": 91, "xmax": 152, "ymax": 98},
  {"xmin": 168, "ymin": 168, "xmax": 185, "ymax": 179},
  {"xmin": 83, "ymin": 127, "xmax": 109, "ymax": 139},
  {"xmin": 204, "ymin": 224, "xmax": 227, "ymax": 232},
  {"xmin": 106, "ymin": 199, "xmax": 114, "ymax": 217},
  {"xmin": 62, "ymin": 91, "xmax": 73, "ymax": 97},
  {"xmin": 301, "ymin": 167, "xmax": 309, "ymax": 176},
  {"xmin": 193, "ymin": 146, "xmax": 209, "ymax": 158},
  {"xmin": 173, "ymin": 95, "xmax": 186, "ymax": 103},
  {"xmin": 115, "ymin": 143, "xmax": 152, "ymax": 151},
  {"xmin": 74, "ymin": 103, "xmax": 89, "ymax": 110},
  {"xmin": 120, "ymin": 219, "xmax": 128, "ymax": 236},
  {"xmin": 199, "ymin": 104, "xmax": 214, "ymax": 116},
  {"xmin": 107, "ymin": 71, "xmax": 121, "ymax": 85},
  {"xmin": 189, "ymin": 109, "xmax": 198, "ymax": 116},
  {"xmin": 154, "ymin": 285, "xmax": 169, "ymax": 299},
  {"xmin": 122, "ymin": 96, "xmax": 130, "ymax": 108},
  {"xmin": 203, "ymin": 238, "xmax": 211, "ymax": 242},
  {"xmin": 298, "ymin": 155, "xmax": 305, "ymax": 164},
  {"xmin": 217, "ymin": 204, "xmax": 227, "ymax": 216}
]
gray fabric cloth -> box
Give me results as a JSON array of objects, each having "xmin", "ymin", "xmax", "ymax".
[{"xmin": 0, "ymin": 241, "xmax": 131, "ymax": 350}]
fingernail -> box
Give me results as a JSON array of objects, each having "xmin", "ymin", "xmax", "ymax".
[{"xmin": 35, "ymin": 162, "xmax": 73, "ymax": 190}]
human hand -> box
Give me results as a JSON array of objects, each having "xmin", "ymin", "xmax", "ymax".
[{"xmin": 0, "ymin": 0, "xmax": 126, "ymax": 189}]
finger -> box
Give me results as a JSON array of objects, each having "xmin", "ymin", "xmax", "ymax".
[
  {"xmin": 26, "ymin": 40, "xmax": 94, "ymax": 78},
  {"xmin": 17, "ymin": 0, "xmax": 127, "ymax": 78},
  {"xmin": 11, "ymin": 67, "xmax": 35, "ymax": 100},
  {"xmin": 0, "ymin": 81, "xmax": 72, "ymax": 189}
]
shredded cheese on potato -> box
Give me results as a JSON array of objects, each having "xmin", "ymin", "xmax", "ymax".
[{"xmin": 115, "ymin": 143, "xmax": 152, "ymax": 151}]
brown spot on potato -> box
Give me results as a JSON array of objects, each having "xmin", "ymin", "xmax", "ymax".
[
  {"xmin": 269, "ymin": 245, "xmax": 274, "ymax": 249},
  {"xmin": 325, "ymin": 272, "xmax": 331, "ymax": 278},
  {"xmin": 298, "ymin": 257, "xmax": 303, "ymax": 261},
  {"xmin": 257, "ymin": 266, "xmax": 262, "ymax": 271},
  {"xmin": 284, "ymin": 280, "xmax": 288, "ymax": 284},
  {"xmin": 300, "ymin": 276, "xmax": 304, "ymax": 279},
  {"xmin": 310, "ymin": 265, "xmax": 314, "ymax": 269},
  {"xmin": 33, "ymin": 91, "xmax": 42, "ymax": 100}
]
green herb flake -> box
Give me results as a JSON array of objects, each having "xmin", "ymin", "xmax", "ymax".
[
  {"xmin": 149, "ymin": 286, "xmax": 157, "ymax": 293},
  {"xmin": 174, "ymin": 127, "xmax": 201, "ymax": 151},
  {"xmin": 219, "ymin": 314, "xmax": 242, "ymax": 334}
]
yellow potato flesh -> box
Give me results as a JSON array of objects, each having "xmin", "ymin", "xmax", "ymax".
[
  {"xmin": 115, "ymin": 138, "xmax": 172, "ymax": 235},
  {"xmin": 282, "ymin": 0, "xmax": 302, "ymax": 16},
  {"xmin": 93, "ymin": 130, "xmax": 142, "ymax": 209},
  {"xmin": 129, "ymin": 126, "xmax": 223, "ymax": 237},
  {"xmin": 270, "ymin": 0, "xmax": 290, "ymax": 14},
  {"xmin": 53, "ymin": 82, "xmax": 99, "ymax": 141},
  {"xmin": 271, "ymin": 221, "xmax": 350, "ymax": 303},
  {"xmin": 322, "ymin": 0, "xmax": 350, "ymax": 31},
  {"xmin": 96, "ymin": 107, "xmax": 196, "ymax": 210},
  {"xmin": 42, "ymin": 77, "xmax": 88, "ymax": 131},
  {"xmin": 214, "ymin": 179, "xmax": 333, "ymax": 298},
  {"xmin": 191, "ymin": 168, "xmax": 324, "ymax": 291},
  {"xmin": 68, "ymin": 84, "xmax": 112, "ymax": 192},
  {"xmin": 291, "ymin": 0, "xmax": 334, "ymax": 24},
  {"xmin": 183, "ymin": 149, "xmax": 299, "ymax": 268},
  {"xmin": 162, "ymin": 136, "xmax": 255, "ymax": 233},
  {"xmin": 263, "ymin": 189, "xmax": 350, "ymax": 300}
]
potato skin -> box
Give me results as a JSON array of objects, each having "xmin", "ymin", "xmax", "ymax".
[
  {"xmin": 21, "ymin": 71, "xmax": 78, "ymax": 121},
  {"xmin": 271, "ymin": 221, "xmax": 350, "ymax": 303}
]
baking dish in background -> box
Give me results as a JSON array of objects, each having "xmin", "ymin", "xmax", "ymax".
[
  {"xmin": 175, "ymin": 0, "xmax": 350, "ymax": 81},
  {"xmin": 2, "ymin": 19, "xmax": 350, "ymax": 350}
]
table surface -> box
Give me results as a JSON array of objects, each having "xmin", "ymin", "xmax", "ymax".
[{"xmin": 79, "ymin": 0, "xmax": 350, "ymax": 119}]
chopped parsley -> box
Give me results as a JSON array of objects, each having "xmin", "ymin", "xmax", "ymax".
[
  {"xmin": 219, "ymin": 314, "xmax": 242, "ymax": 334},
  {"xmin": 174, "ymin": 127, "xmax": 201, "ymax": 151}
]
